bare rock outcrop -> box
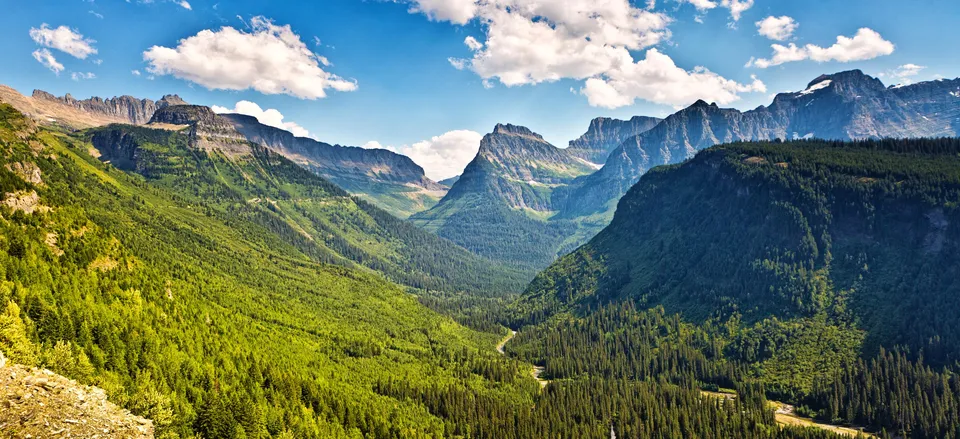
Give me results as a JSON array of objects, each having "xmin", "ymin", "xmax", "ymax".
[{"xmin": 1, "ymin": 363, "xmax": 154, "ymax": 438}]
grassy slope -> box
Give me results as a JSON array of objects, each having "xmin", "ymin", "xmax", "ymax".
[{"xmin": 0, "ymin": 104, "xmax": 537, "ymax": 438}]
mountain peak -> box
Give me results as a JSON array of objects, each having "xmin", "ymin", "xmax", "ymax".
[
  {"xmin": 689, "ymin": 99, "xmax": 716, "ymax": 109},
  {"xmin": 492, "ymin": 123, "xmax": 544, "ymax": 140},
  {"xmin": 811, "ymin": 69, "xmax": 885, "ymax": 92},
  {"xmin": 159, "ymin": 94, "xmax": 188, "ymax": 107}
]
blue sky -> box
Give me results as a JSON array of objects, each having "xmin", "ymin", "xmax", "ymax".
[{"xmin": 1, "ymin": 0, "xmax": 958, "ymax": 180}]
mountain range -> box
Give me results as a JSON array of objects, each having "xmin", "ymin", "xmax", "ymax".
[
  {"xmin": 563, "ymin": 70, "xmax": 960, "ymax": 216},
  {"xmin": 412, "ymin": 70, "xmax": 960, "ymax": 268},
  {"xmin": 0, "ymin": 86, "xmax": 447, "ymax": 218}
]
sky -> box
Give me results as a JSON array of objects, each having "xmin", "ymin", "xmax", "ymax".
[{"xmin": 1, "ymin": 0, "xmax": 958, "ymax": 181}]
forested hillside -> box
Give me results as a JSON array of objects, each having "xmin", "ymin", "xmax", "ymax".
[
  {"xmin": 0, "ymin": 103, "xmax": 542, "ymax": 438},
  {"xmin": 513, "ymin": 138, "xmax": 960, "ymax": 438}
]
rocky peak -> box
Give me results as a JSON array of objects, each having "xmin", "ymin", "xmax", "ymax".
[
  {"xmin": 492, "ymin": 123, "xmax": 545, "ymax": 140},
  {"xmin": 158, "ymin": 94, "xmax": 187, "ymax": 107}
]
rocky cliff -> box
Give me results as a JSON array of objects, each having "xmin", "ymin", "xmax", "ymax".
[
  {"xmin": 32, "ymin": 89, "xmax": 186, "ymax": 125},
  {"xmin": 150, "ymin": 105, "xmax": 251, "ymax": 157},
  {"xmin": 566, "ymin": 116, "xmax": 661, "ymax": 164}
]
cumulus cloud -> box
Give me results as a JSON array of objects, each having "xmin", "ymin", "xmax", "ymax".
[
  {"xmin": 376, "ymin": 130, "xmax": 484, "ymax": 181},
  {"xmin": 132, "ymin": 70, "xmax": 142, "ymax": 76},
  {"xmin": 409, "ymin": 0, "xmax": 478, "ymax": 24},
  {"xmin": 176, "ymin": 1, "xmax": 192, "ymax": 10},
  {"xmin": 32, "ymin": 49, "xmax": 64, "ymax": 74},
  {"xmin": 581, "ymin": 48, "xmax": 766, "ymax": 108},
  {"xmin": 677, "ymin": 0, "xmax": 753, "ymax": 21},
  {"xmin": 71, "ymin": 72, "xmax": 96, "ymax": 81},
  {"xmin": 143, "ymin": 16, "xmax": 356, "ymax": 99},
  {"xmin": 29, "ymin": 24, "xmax": 98, "ymax": 59},
  {"xmin": 212, "ymin": 101, "xmax": 315, "ymax": 139},
  {"xmin": 755, "ymin": 16, "xmax": 797, "ymax": 41},
  {"xmin": 879, "ymin": 63, "xmax": 927, "ymax": 85},
  {"xmin": 748, "ymin": 28, "xmax": 894, "ymax": 68},
  {"xmin": 420, "ymin": 0, "xmax": 764, "ymax": 108}
]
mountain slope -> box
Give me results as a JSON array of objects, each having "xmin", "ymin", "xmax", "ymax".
[
  {"xmin": 410, "ymin": 124, "xmax": 598, "ymax": 269},
  {"xmin": 221, "ymin": 113, "xmax": 447, "ymax": 218},
  {"xmin": 88, "ymin": 107, "xmax": 528, "ymax": 294},
  {"xmin": 562, "ymin": 70, "xmax": 960, "ymax": 217},
  {"xmin": 520, "ymin": 138, "xmax": 960, "ymax": 368}
]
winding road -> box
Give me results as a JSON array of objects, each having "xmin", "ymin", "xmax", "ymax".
[{"xmin": 496, "ymin": 330, "xmax": 549, "ymax": 389}]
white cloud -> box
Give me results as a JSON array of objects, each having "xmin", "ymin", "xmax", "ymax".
[
  {"xmin": 176, "ymin": 0, "xmax": 191, "ymax": 10},
  {"xmin": 464, "ymin": 35, "xmax": 483, "ymax": 51},
  {"xmin": 677, "ymin": 0, "xmax": 753, "ymax": 21},
  {"xmin": 377, "ymin": 130, "xmax": 484, "ymax": 180},
  {"xmin": 132, "ymin": 69, "xmax": 142, "ymax": 76},
  {"xmin": 720, "ymin": 0, "xmax": 753, "ymax": 21},
  {"xmin": 409, "ymin": 0, "xmax": 478, "ymax": 25},
  {"xmin": 212, "ymin": 101, "xmax": 315, "ymax": 139},
  {"xmin": 29, "ymin": 24, "xmax": 98, "ymax": 59},
  {"xmin": 748, "ymin": 28, "xmax": 894, "ymax": 68},
  {"xmin": 880, "ymin": 63, "xmax": 927, "ymax": 85},
  {"xmin": 143, "ymin": 16, "xmax": 356, "ymax": 99},
  {"xmin": 89, "ymin": 10, "xmax": 104, "ymax": 19},
  {"xmin": 412, "ymin": 0, "xmax": 764, "ymax": 108},
  {"xmin": 755, "ymin": 16, "xmax": 797, "ymax": 41},
  {"xmin": 682, "ymin": 0, "xmax": 717, "ymax": 12},
  {"xmin": 581, "ymin": 48, "xmax": 766, "ymax": 108},
  {"xmin": 71, "ymin": 72, "xmax": 96, "ymax": 81},
  {"xmin": 448, "ymin": 57, "xmax": 468, "ymax": 70},
  {"xmin": 32, "ymin": 49, "xmax": 64, "ymax": 74}
]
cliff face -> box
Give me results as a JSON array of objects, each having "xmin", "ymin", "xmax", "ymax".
[
  {"xmin": 32, "ymin": 89, "xmax": 186, "ymax": 125},
  {"xmin": 566, "ymin": 116, "xmax": 662, "ymax": 165},
  {"xmin": 150, "ymin": 105, "xmax": 250, "ymax": 157}
]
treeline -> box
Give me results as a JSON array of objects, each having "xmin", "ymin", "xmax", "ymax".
[
  {"xmin": 807, "ymin": 349, "xmax": 960, "ymax": 439},
  {"xmin": 377, "ymin": 376, "xmax": 856, "ymax": 439}
]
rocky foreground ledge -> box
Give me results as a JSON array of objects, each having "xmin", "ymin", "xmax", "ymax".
[{"xmin": 0, "ymin": 356, "xmax": 153, "ymax": 439}]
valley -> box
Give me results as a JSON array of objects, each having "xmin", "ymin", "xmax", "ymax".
[{"xmin": 1, "ymin": 64, "xmax": 959, "ymax": 439}]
